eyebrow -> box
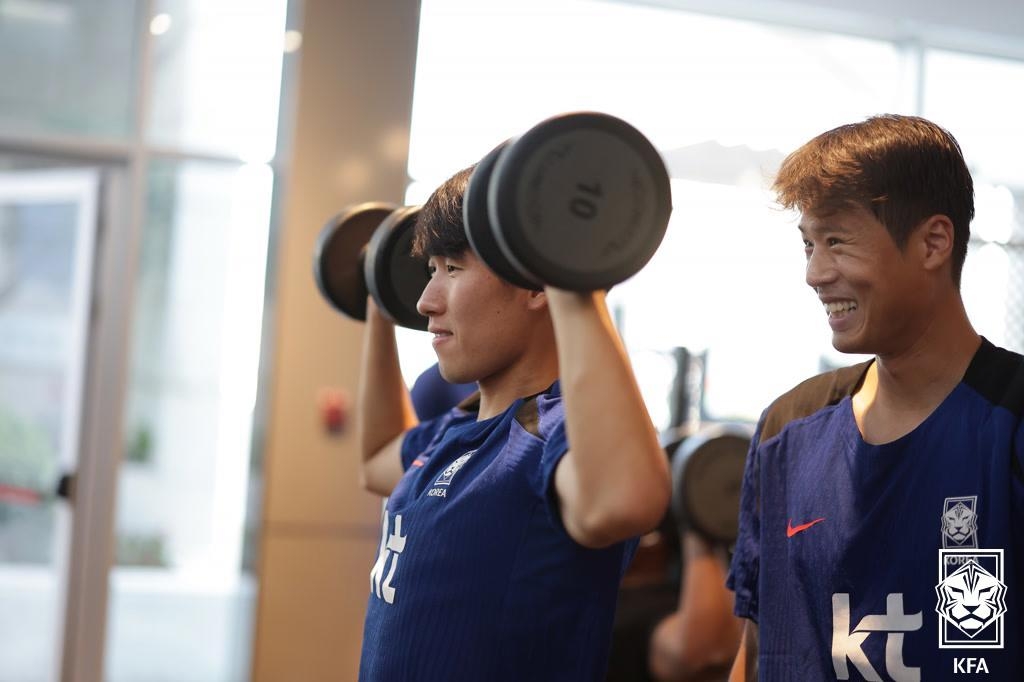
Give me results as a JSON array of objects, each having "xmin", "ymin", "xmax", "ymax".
[{"xmin": 797, "ymin": 222, "xmax": 852, "ymax": 236}]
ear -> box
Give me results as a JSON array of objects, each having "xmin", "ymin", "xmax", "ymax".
[
  {"xmin": 525, "ymin": 288, "xmax": 548, "ymax": 312},
  {"xmin": 917, "ymin": 214, "xmax": 955, "ymax": 274}
]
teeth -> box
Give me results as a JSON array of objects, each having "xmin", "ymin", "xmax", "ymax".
[{"xmin": 824, "ymin": 301, "xmax": 857, "ymax": 315}]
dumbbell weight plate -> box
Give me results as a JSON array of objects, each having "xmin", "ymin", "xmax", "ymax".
[
  {"xmin": 364, "ymin": 205, "xmax": 430, "ymax": 331},
  {"xmin": 313, "ymin": 202, "xmax": 397, "ymax": 321},
  {"xmin": 488, "ymin": 112, "xmax": 672, "ymax": 291},
  {"xmin": 670, "ymin": 424, "xmax": 751, "ymax": 545},
  {"xmin": 464, "ymin": 140, "xmax": 543, "ymax": 290}
]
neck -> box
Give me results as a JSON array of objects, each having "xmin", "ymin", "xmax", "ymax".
[
  {"xmin": 476, "ymin": 361, "xmax": 558, "ymax": 421},
  {"xmin": 871, "ymin": 297, "xmax": 980, "ymax": 408},
  {"xmin": 475, "ymin": 322, "xmax": 559, "ymax": 421},
  {"xmin": 852, "ymin": 295, "xmax": 980, "ymax": 444}
]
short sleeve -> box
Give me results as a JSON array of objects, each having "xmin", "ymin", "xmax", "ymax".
[
  {"xmin": 399, "ymin": 414, "xmax": 447, "ymax": 471},
  {"xmin": 1013, "ymin": 418, "xmax": 1024, "ymax": 546},
  {"xmin": 1015, "ymin": 418, "xmax": 1024, "ymax": 485},
  {"xmin": 727, "ymin": 411, "xmax": 765, "ymax": 622},
  {"xmin": 539, "ymin": 417, "xmax": 569, "ymax": 482},
  {"xmin": 532, "ymin": 389, "xmax": 571, "ymax": 535}
]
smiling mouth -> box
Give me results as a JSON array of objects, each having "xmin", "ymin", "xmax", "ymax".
[{"xmin": 823, "ymin": 301, "xmax": 857, "ymax": 318}]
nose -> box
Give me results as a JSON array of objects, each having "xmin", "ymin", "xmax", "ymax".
[
  {"xmin": 805, "ymin": 247, "xmax": 837, "ymax": 290},
  {"xmin": 416, "ymin": 272, "xmax": 444, "ymax": 318}
]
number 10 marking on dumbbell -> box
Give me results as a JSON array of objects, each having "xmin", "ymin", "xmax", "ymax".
[{"xmin": 570, "ymin": 182, "xmax": 603, "ymax": 220}]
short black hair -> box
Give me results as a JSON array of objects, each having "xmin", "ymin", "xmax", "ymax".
[{"xmin": 411, "ymin": 165, "xmax": 474, "ymax": 258}]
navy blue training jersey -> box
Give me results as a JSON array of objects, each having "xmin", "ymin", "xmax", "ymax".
[
  {"xmin": 359, "ymin": 382, "xmax": 638, "ymax": 682},
  {"xmin": 728, "ymin": 338, "xmax": 1024, "ymax": 680}
]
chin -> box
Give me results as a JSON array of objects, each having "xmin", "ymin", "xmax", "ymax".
[
  {"xmin": 436, "ymin": 363, "xmax": 456, "ymax": 383},
  {"xmin": 830, "ymin": 333, "xmax": 869, "ymax": 356},
  {"xmin": 437, "ymin": 363, "xmax": 472, "ymax": 385}
]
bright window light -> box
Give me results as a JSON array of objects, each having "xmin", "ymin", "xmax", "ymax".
[{"xmin": 405, "ymin": 0, "xmax": 906, "ymax": 423}]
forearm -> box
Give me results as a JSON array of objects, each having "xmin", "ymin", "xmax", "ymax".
[
  {"xmin": 650, "ymin": 533, "xmax": 742, "ymax": 680},
  {"xmin": 546, "ymin": 288, "xmax": 670, "ymax": 546},
  {"xmin": 728, "ymin": 622, "xmax": 758, "ymax": 682},
  {"xmin": 357, "ymin": 301, "xmax": 417, "ymax": 467},
  {"xmin": 680, "ymin": 533, "xmax": 744, "ymax": 667}
]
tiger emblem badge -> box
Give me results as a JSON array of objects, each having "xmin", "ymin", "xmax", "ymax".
[
  {"xmin": 434, "ymin": 451, "xmax": 474, "ymax": 487},
  {"xmin": 936, "ymin": 557, "xmax": 1008, "ymax": 640},
  {"xmin": 936, "ymin": 498, "xmax": 1006, "ymax": 648},
  {"xmin": 941, "ymin": 496, "xmax": 978, "ymax": 548}
]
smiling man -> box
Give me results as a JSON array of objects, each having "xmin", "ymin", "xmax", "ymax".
[
  {"xmin": 355, "ymin": 166, "xmax": 670, "ymax": 681},
  {"xmin": 727, "ymin": 115, "xmax": 1023, "ymax": 681}
]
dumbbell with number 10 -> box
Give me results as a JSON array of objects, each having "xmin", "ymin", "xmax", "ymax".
[
  {"xmin": 465, "ymin": 111, "xmax": 672, "ymax": 291},
  {"xmin": 313, "ymin": 111, "xmax": 673, "ymax": 324}
]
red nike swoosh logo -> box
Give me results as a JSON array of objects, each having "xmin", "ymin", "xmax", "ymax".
[{"xmin": 787, "ymin": 517, "xmax": 825, "ymax": 538}]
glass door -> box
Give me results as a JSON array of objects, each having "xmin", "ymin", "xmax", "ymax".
[{"xmin": 0, "ymin": 167, "xmax": 101, "ymax": 682}]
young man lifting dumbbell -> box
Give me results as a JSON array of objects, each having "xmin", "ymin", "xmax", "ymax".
[{"xmin": 356, "ymin": 115, "xmax": 673, "ymax": 681}]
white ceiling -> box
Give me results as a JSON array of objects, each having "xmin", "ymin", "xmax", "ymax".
[{"xmin": 627, "ymin": 0, "xmax": 1024, "ymax": 59}]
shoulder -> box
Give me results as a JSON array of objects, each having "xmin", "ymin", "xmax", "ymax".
[
  {"xmin": 759, "ymin": 360, "xmax": 872, "ymax": 444},
  {"xmin": 512, "ymin": 381, "xmax": 564, "ymax": 440},
  {"xmin": 963, "ymin": 338, "xmax": 1024, "ymax": 418},
  {"xmin": 963, "ymin": 339, "xmax": 1024, "ymax": 485},
  {"xmin": 402, "ymin": 396, "xmax": 479, "ymax": 458}
]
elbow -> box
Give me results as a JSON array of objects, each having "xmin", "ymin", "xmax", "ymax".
[
  {"xmin": 357, "ymin": 470, "xmax": 375, "ymax": 495},
  {"xmin": 649, "ymin": 609, "xmax": 744, "ymax": 681},
  {"xmin": 569, "ymin": 484, "xmax": 671, "ymax": 549},
  {"xmin": 559, "ymin": 443, "xmax": 672, "ymax": 548},
  {"xmin": 358, "ymin": 468, "xmax": 392, "ymax": 498},
  {"xmin": 620, "ymin": 483, "xmax": 671, "ymax": 538},
  {"xmin": 610, "ymin": 462, "xmax": 673, "ymax": 540},
  {"xmin": 650, "ymin": 639, "xmax": 737, "ymax": 682}
]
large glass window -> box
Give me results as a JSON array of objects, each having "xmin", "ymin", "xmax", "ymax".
[
  {"xmin": 0, "ymin": 0, "xmax": 139, "ymax": 139},
  {"xmin": 147, "ymin": 0, "xmax": 287, "ymax": 160},
  {"xmin": 93, "ymin": 1, "xmax": 288, "ymax": 676},
  {"xmin": 924, "ymin": 50, "xmax": 1024, "ymax": 354},
  {"xmin": 106, "ymin": 158, "xmax": 271, "ymax": 681},
  {"xmin": 0, "ymin": 0, "xmax": 287, "ymax": 678},
  {"xmin": 402, "ymin": 0, "xmax": 909, "ymax": 425},
  {"xmin": 408, "ymin": 0, "xmax": 909, "ymax": 190},
  {"xmin": 0, "ymin": 166, "xmax": 100, "ymax": 681}
]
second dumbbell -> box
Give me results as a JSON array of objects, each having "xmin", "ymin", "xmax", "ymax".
[{"xmin": 313, "ymin": 203, "xmax": 429, "ymax": 331}]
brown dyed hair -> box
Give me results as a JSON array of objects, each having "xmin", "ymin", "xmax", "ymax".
[
  {"xmin": 773, "ymin": 114, "xmax": 974, "ymax": 285},
  {"xmin": 411, "ymin": 165, "xmax": 474, "ymax": 258}
]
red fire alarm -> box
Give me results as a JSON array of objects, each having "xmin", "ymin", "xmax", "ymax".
[{"xmin": 317, "ymin": 387, "xmax": 351, "ymax": 435}]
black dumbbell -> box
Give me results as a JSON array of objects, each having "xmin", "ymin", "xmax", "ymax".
[
  {"xmin": 313, "ymin": 203, "xmax": 429, "ymax": 331},
  {"xmin": 464, "ymin": 112, "xmax": 672, "ymax": 291},
  {"xmin": 669, "ymin": 423, "xmax": 751, "ymax": 545}
]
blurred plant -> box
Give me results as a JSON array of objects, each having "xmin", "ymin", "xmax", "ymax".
[
  {"xmin": 124, "ymin": 423, "xmax": 154, "ymax": 465},
  {"xmin": 0, "ymin": 404, "xmax": 56, "ymax": 491},
  {"xmin": 116, "ymin": 533, "xmax": 168, "ymax": 567}
]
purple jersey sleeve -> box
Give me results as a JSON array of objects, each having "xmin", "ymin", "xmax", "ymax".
[{"xmin": 728, "ymin": 412, "xmax": 766, "ymax": 622}]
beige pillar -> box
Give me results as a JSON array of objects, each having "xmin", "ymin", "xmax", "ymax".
[{"xmin": 252, "ymin": 1, "xmax": 421, "ymax": 679}]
